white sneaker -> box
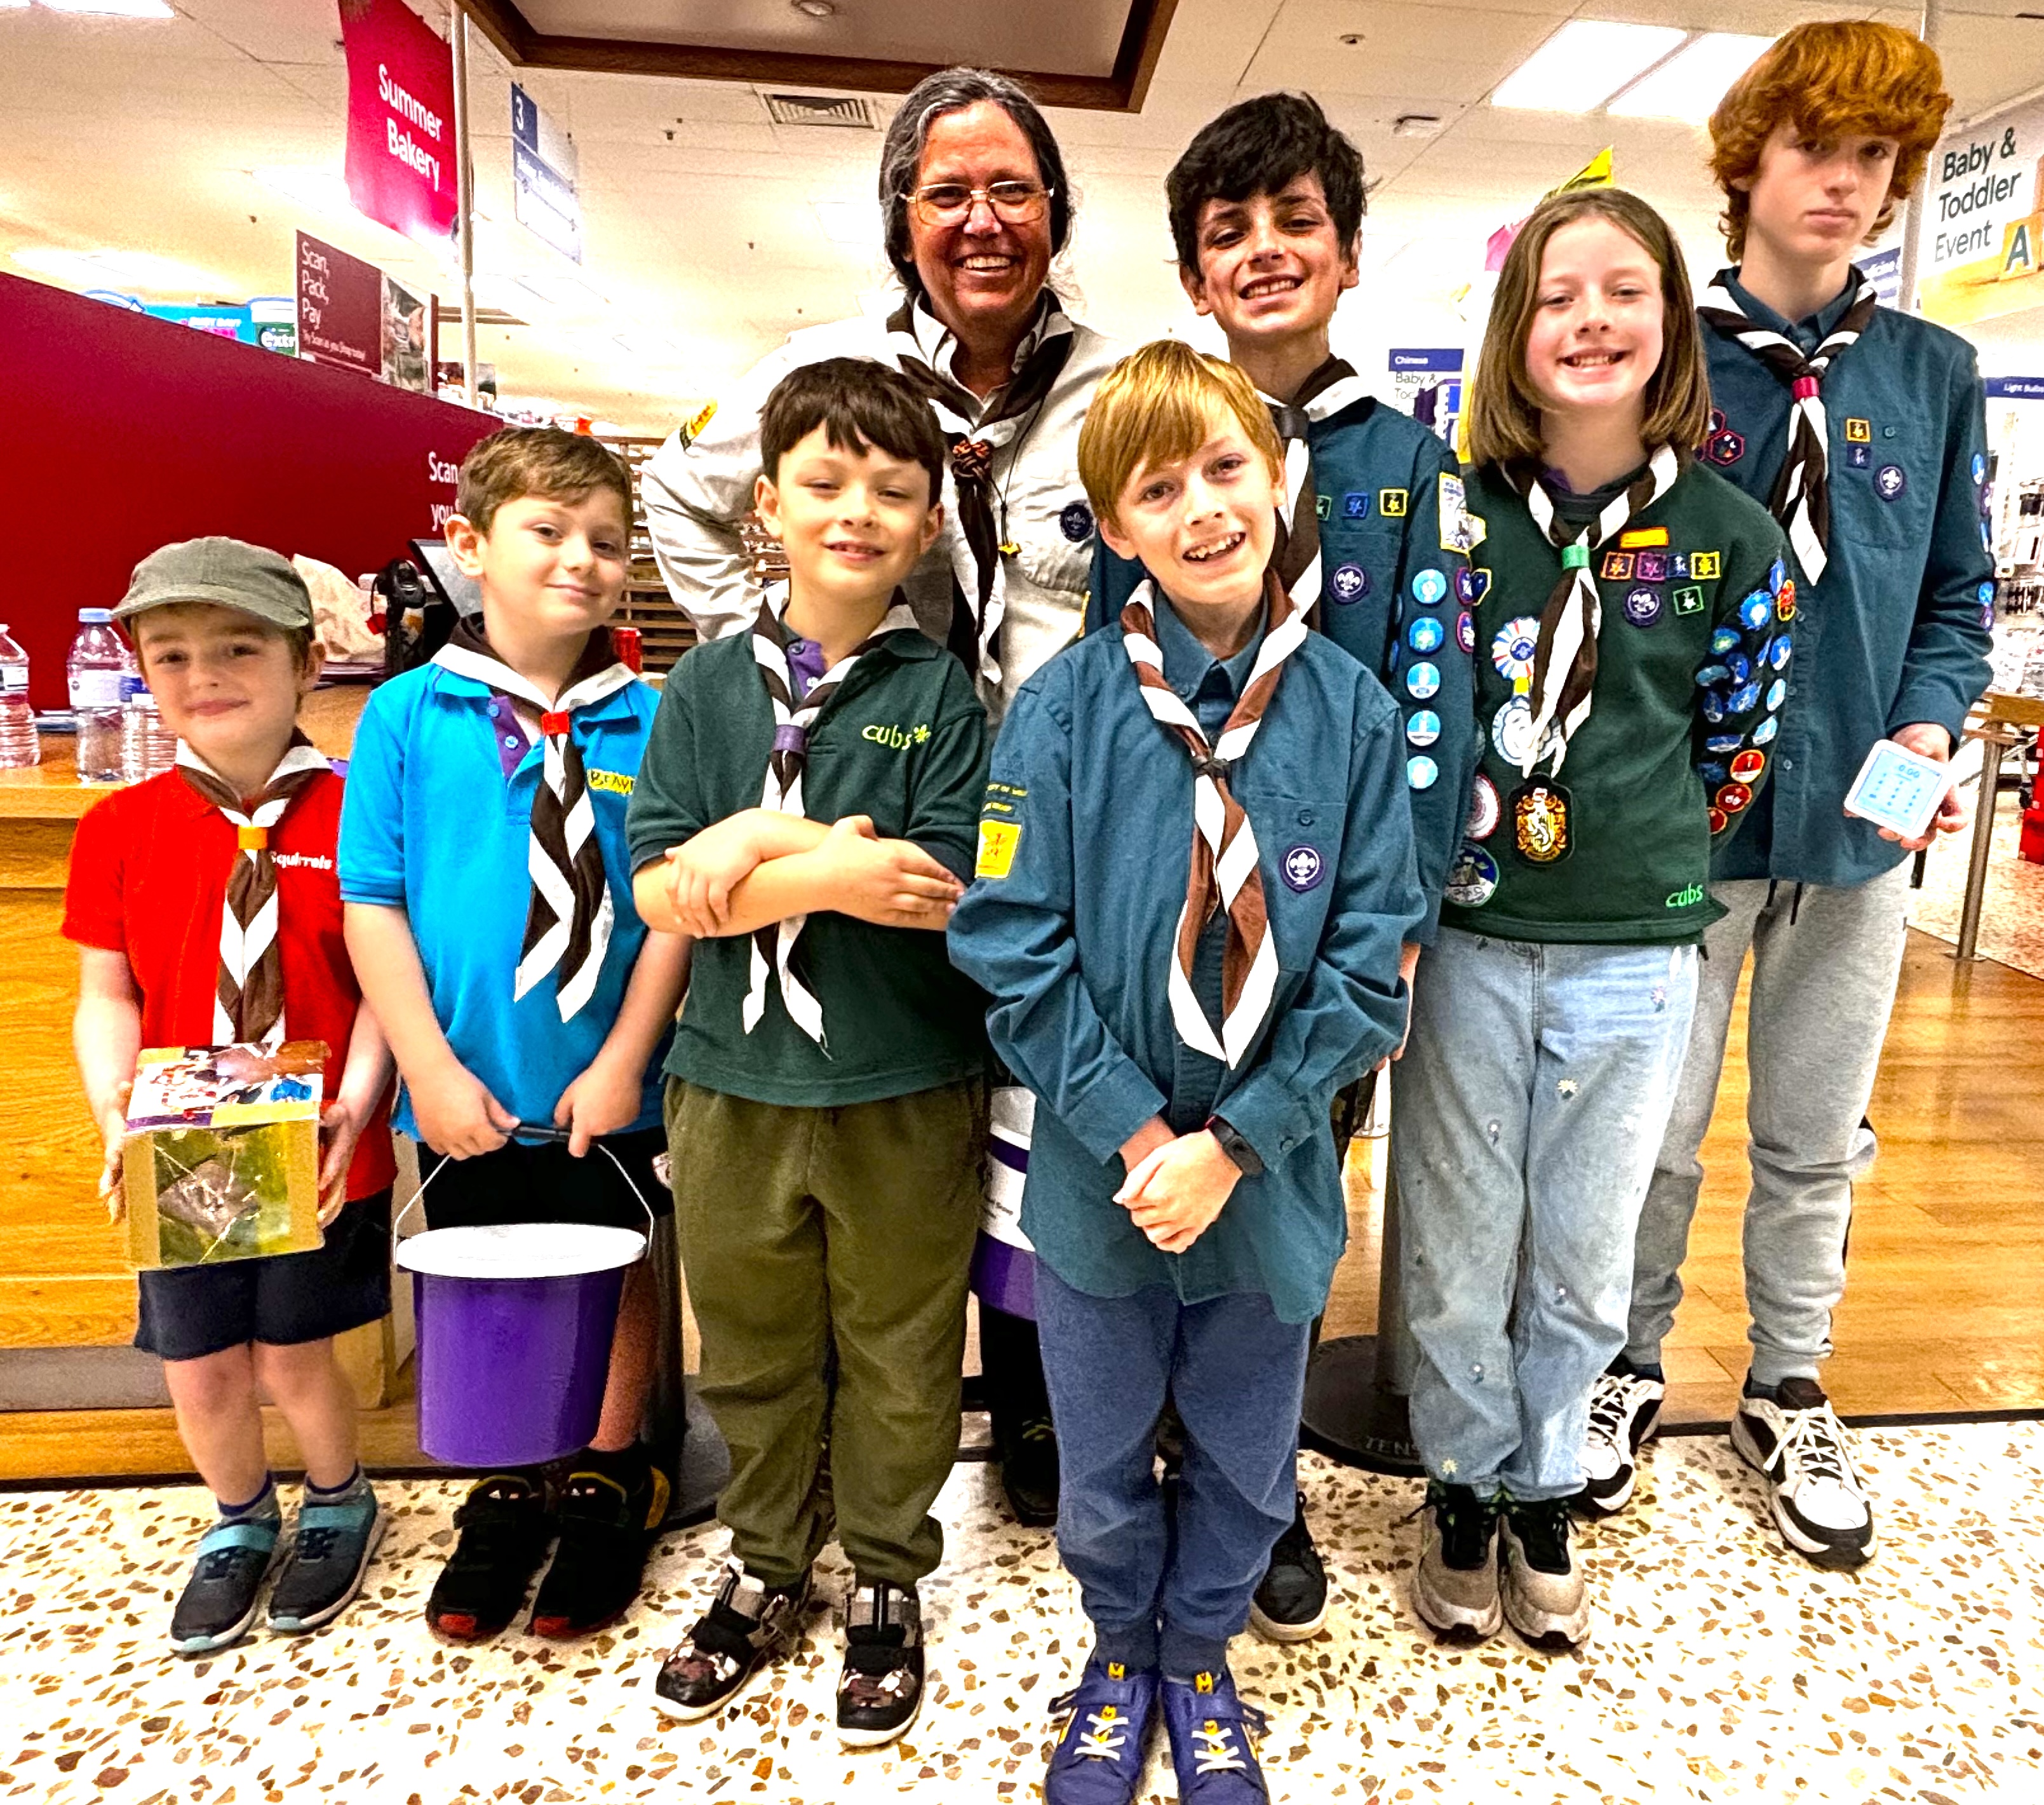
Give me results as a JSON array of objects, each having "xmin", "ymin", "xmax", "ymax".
[
  {"xmin": 1730, "ymin": 1377, "xmax": 1876, "ymax": 1569},
  {"xmin": 1575, "ymin": 1363, "xmax": 1664, "ymax": 1517}
]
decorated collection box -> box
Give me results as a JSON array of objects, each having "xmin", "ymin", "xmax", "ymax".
[{"xmin": 122, "ymin": 1042, "xmax": 328, "ymax": 1269}]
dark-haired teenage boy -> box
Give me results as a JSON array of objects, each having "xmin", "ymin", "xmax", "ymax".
[
  {"xmin": 1585, "ymin": 25, "xmax": 1996, "ymax": 1572},
  {"xmin": 629, "ymin": 358, "xmax": 990, "ymax": 1746},
  {"xmin": 1089, "ymin": 89, "xmax": 1477, "ymax": 1642}
]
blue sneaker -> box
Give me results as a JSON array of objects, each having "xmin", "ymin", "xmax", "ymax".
[
  {"xmin": 1160, "ymin": 1667, "xmax": 1270, "ymax": 1802},
  {"xmin": 169, "ymin": 1516, "xmax": 282, "ymax": 1654},
  {"xmin": 1046, "ymin": 1656, "xmax": 1159, "ymax": 1804}
]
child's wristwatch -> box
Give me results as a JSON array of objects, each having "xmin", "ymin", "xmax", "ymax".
[{"xmin": 1204, "ymin": 1114, "xmax": 1264, "ymax": 1178}]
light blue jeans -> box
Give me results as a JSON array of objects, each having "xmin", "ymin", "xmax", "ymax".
[{"xmin": 1394, "ymin": 927, "xmax": 1699, "ymax": 1500}]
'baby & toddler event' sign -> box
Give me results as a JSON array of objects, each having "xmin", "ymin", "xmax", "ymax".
[{"xmin": 1917, "ymin": 95, "xmax": 2044, "ymax": 328}]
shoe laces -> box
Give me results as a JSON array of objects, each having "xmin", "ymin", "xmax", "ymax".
[
  {"xmin": 1019, "ymin": 1417, "xmax": 1057, "ymax": 1445},
  {"xmin": 1192, "ymin": 1719, "xmax": 1249, "ymax": 1775},
  {"xmin": 1070, "ymin": 1702, "xmax": 1133, "ymax": 1762},
  {"xmin": 290, "ymin": 1527, "xmax": 342, "ymax": 1564},
  {"xmin": 193, "ymin": 1542, "xmax": 270, "ymax": 1581},
  {"xmin": 1585, "ymin": 1376, "xmax": 1640, "ymax": 1449},
  {"xmin": 1771, "ymin": 1402, "xmax": 1863, "ymax": 1494}
]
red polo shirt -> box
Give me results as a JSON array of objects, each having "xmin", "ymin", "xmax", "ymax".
[{"xmin": 63, "ymin": 766, "xmax": 397, "ymax": 1201}]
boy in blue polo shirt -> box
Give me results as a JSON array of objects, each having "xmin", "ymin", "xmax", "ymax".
[
  {"xmin": 951, "ymin": 340, "xmax": 1422, "ymax": 1805},
  {"xmin": 1088, "ymin": 87, "xmax": 1477, "ymax": 1640},
  {"xmin": 340, "ymin": 427, "xmax": 688, "ymax": 1643}
]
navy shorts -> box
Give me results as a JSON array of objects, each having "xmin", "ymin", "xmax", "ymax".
[
  {"xmin": 417, "ymin": 1126, "xmax": 671, "ymax": 1232},
  {"xmin": 136, "ymin": 1187, "xmax": 394, "ymax": 1363}
]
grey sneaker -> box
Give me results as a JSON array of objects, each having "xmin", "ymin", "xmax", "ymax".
[
  {"xmin": 267, "ymin": 1483, "xmax": 386, "ymax": 1633},
  {"xmin": 1411, "ymin": 1482, "xmax": 1502, "ymax": 1642},
  {"xmin": 1499, "ymin": 1499, "xmax": 1590, "ymax": 1650}
]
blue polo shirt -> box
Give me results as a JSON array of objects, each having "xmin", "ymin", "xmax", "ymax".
[
  {"xmin": 947, "ymin": 601, "xmax": 1424, "ymax": 1323},
  {"xmin": 337, "ymin": 661, "xmax": 668, "ymax": 1142},
  {"xmin": 1700, "ymin": 269, "xmax": 1994, "ymax": 886}
]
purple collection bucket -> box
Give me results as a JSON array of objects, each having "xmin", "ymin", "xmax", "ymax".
[{"xmin": 397, "ymin": 1222, "xmax": 645, "ymax": 1468}]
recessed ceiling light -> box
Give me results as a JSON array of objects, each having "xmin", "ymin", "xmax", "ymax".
[
  {"xmin": 37, "ymin": 0, "xmax": 175, "ymax": 15},
  {"xmin": 791, "ymin": 0, "xmax": 837, "ymax": 16},
  {"xmin": 1606, "ymin": 33, "xmax": 1774, "ymax": 120},
  {"xmin": 1491, "ymin": 20, "xmax": 1687, "ymax": 114}
]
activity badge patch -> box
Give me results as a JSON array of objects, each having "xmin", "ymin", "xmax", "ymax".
[
  {"xmin": 678, "ymin": 400, "xmax": 718, "ymax": 448},
  {"xmin": 976, "ymin": 820, "xmax": 1021, "ymax": 880}
]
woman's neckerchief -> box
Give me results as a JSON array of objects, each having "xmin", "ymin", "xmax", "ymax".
[
  {"xmin": 1505, "ymin": 442, "xmax": 1681, "ymax": 776},
  {"xmin": 433, "ymin": 619, "xmax": 639, "ymax": 1022},
  {"xmin": 1696, "ymin": 267, "xmax": 1877, "ymax": 583},
  {"xmin": 744, "ymin": 582, "xmax": 920, "ymax": 1049},
  {"xmin": 884, "ymin": 293, "xmax": 1075, "ymax": 693},
  {"xmin": 176, "ymin": 733, "xmax": 333, "ymax": 1049},
  {"xmin": 1119, "ymin": 573, "xmax": 1307, "ymax": 1068}
]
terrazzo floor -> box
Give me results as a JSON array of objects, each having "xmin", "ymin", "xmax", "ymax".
[{"xmin": 2, "ymin": 1423, "xmax": 2040, "ymax": 1805}]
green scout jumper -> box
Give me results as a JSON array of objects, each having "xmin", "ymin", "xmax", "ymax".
[
  {"xmin": 624, "ymin": 625, "xmax": 991, "ymax": 1588},
  {"xmin": 1444, "ymin": 458, "xmax": 1793, "ymax": 945}
]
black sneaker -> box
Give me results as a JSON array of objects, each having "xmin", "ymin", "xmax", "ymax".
[
  {"xmin": 530, "ymin": 1457, "xmax": 671, "ymax": 1639},
  {"xmin": 1248, "ymin": 1492, "xmax": 1328, "ymax": 1642},
  {"xmin": 837, "ymin": 1579, "xmax": 925, "ymax": 1747},
  {"xmin": 1575, "ymin": 1359, "xmax": 1665, "ymax": 1518},
  {"xmin": 169, "ymin": 1515, "xmax": 282, "ymax": 1654},
  {"xmin": 1499, "ymin": 1497, "xmax": 1590, "ymax": 1650},
  {"xmin": 267, "ymin": 1482, "xmax": 385, "ymax": 1634},
  {"xmin": 654, "ymin": 1561, "xmax": 811, "ymax": 1722},
  {"xmin": 1731, "ymin": 1376, "xmax": 1876, "ymax": 1570},
  {"xmin": 1000, "ymin": 1413, "xmax": 1059, "ymax": 1527},
  {"xmin": 426, "ymin": 1473, "xmax": 555, "ymax": 1644}
]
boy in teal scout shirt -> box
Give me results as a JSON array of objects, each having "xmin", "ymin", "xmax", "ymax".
[
  {"xmin": 628, "ymin": 360, "xmax": 990, "ymax": 1748},
  {"xmin": 1589, "ymin": 24, "xmax": 1995, "ymax": 1573},
  {"xmin": 951, "ymin": 340, "xmax": 1422, "ymax": 1805},
  {"xmin": 1086, "ymin": 90, "xmax": 1479, "ymax": 1638}
]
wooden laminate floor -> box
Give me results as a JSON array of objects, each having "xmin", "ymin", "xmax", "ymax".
[{"xmin": 1326, "ymin": 928, "xmax": 2044, "ymax": 1424}]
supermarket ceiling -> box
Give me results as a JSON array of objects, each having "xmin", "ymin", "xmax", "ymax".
[{"xmin": 10, "ymin": 0, "xmax": 2044, "ymax": 433}]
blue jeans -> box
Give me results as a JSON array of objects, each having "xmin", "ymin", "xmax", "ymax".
[
  {"xmin": 1034, "ymin": 1264, "xmax": 1310, "ymax": 1675},
  {"xmin": 1393, "ymin": 928, "xmax": 1698, "ymax": 1500}
]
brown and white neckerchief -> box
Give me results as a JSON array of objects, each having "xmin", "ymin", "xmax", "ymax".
[
  {"xmin": 433, "ymin": 621, "xmax": 639, "ymax": 1021},
  {"xmin": 884, "ymin": 295, "xmax": 1075, "ymax": 691},
  {"xmin": 1697, "ymin": 267, "xmax": 1877, "ymax": 583},
  {"xmin": 1265, "ymin": 355, "xmax": 1377, "ymax": 614},
  {"xmin": 1506, "ymin": 443, "xmax": 1681, "ymax": 776},
  {"xmin": 1120, "ymin": 574, "xmax": 1307, "ymax": 1068},
  {"xmin": 176, "ymin": 733, "xmax": 332, "ymax": 1049},
  {"xmin": 744, "ymin": 582, "xmax": 920, "ymax": 1048}
]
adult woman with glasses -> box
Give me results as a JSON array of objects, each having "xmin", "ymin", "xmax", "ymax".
[{"xmin": 643, "ymin": 65, "xmax": 1120, "ymax": 714}]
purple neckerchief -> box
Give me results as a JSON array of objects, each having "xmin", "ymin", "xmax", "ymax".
[
  {"xmin": 785, "ymin": 635, "xmax": 827, "ymax": 703},
  {"xmin": 485, "ymin": 693, "xmax": 530, "ymax": 780}
]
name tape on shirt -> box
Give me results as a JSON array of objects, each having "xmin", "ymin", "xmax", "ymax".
[{"xmin": 586, "ymin": 768, "xmax": 635, "ymax": 795}]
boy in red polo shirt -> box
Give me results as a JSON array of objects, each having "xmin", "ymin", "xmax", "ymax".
[{"xmin": 65, "ymin": 538, "xmax": 396, "ymax": 1654}]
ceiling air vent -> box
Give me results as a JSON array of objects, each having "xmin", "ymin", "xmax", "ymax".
[{"xmin": 762, "ymin": 92, "xmax": 880, "ymax": 128}]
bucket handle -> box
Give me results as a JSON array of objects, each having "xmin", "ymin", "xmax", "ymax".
[{"xmin": 394, "ymin": 1122, "xmax": 659, "ymax": 1255}]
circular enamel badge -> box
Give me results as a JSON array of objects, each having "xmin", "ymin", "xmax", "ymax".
[
  {"xmin": 1716, "ymin": 781, "xmax": 1753, "ymax": 814},
  {"xmin": 1726, "ymin": 652, "xmax": 1752, "ymax": 685},
  {"xmin": 1444, "ymin": 842, "xmax": 1500, "ymax": 907},
  {"xmin": 1752, "ymin": 714, "xmax": 1779, "ymax": 745},
  {"xmin": 1492, "ymin": 616, "xmax": 1540, "ymax": 680},
  {"xmin": 1702, "ymin": 691, "xmax": 1728, "ymax": 725},
  {"xmin": 1454, "ymin": 566, "xmax": 1479, "ymax": 604},
  {"xmin": 1408, "ymin": 615, "xmax": 1446, "ymax": 654},
  {"xmin": 1407, "ymin": 754, "xmax": 1440, "ymax": 790},
  {"xmin": 1730, "ymin": 679, "xmax": 1763, "ymax": 713},
  {"xmin": 1979, "ymin": 580, "xmax": 1996, "ymax": 605},
  {"xmin": 1711, "ymin": 625, "xmax": 1741, "ymax": 654},
  {"xmin": 1624, "ymin": 586, "xmax": 1662, "ymax": 626},
  {"xmin": 1457, "ymin": 609, "xmax": 1476, "ymax": 654},
  {"xmin": 1873, "ymin": 463, "xmax": 1906, "ymax": 501},
  {"xmin": 1281, "ymin": 844, "xmax": 1324, "ymax": 891},
  {"xmin": 1766, "ymin": 678, "xmax": 1787, "ymax": 711},
  {"xmin": 1467, "ymin": 772, "xmax": 1502, "ymax": 839},
  {"xmin": 1767, "ymin": 636, "xmax": 1791, "ymax": 670},
  {"xmin": 1740, "ymin": 592, "xmax": 1772, "ymax": 632},
  {"xmin": 1411, "ymin": 567, "xmax": 1448, "ymax": 607},
  {"xmin": 1730, "ymin": 748, "xmax": 1766, "ymax": 781},
  {"xmin": 1330, "ymin": 563, "xmax": 1369, "ymax": 604},
  {"xmin": 1406, "ymin": 660, "xmax": 1441, "ymax": 701},
  {"xmin": 1059, "ymin": 500, "xmax": 1095, "ymax": 543},
  {"xmin": 1406, "ymin": 709, "xmax": 1442, "ymax": 748},
  {"xmin": 1708, "ymin": 806, "xmax": 1728, "ymax": 834},
  {"xmin": 1705, "ymin": 732, "xmax": 1744, "ymax": 755},
  {"xmin": 1491, "ymin": 694, "xmax": 1536, "ymax": 764}
]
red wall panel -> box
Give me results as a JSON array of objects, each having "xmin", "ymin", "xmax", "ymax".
[{"xmin": 2, "ymin": 271, "xmax": 497, "ymax": 708}]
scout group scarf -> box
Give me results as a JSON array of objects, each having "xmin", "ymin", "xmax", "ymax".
[
  {"xmin": 177, "ymin": 734, "xmax": 332, "ymax": 1049},
  {"xmin": 1120, "ymin": 575, "xmax": 1307, "ymax": 1067},
  {"xmin": 743, "ymin": 583, "xmax": 920, "ymax": 1048},
  {"xmin": 1265, "ymin": 355, "xmax": 1376, "ymax": 613},
  {"xmin": 1508, "ymin": 443, "xmax": 1681, "ymax": 776},
  {"xmin": 884, "ymin": 295, "xmax": 1076, "ymax": 691},
  {"xmin": 433, "ymin": 622, "xmax": 639, "ymax": 1022},
  {"xmin": 1697, "ymin": 267, "xmax": 1878, "ymax": 583}
]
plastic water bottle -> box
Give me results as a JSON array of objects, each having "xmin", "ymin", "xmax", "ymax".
[
  {"xmin": 0, "ymin": 625, "xmax": 37, "ymax": 769},
  {"xmin": 119, "ymin": 673, "xmax": 178, "ymax": 785},
  {"xmin": 68, "ymin": 607, "xmax": 133, "ymax": 783}
]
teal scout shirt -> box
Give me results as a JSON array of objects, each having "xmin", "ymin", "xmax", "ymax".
[{"xmin": 626, "ymin": 627, "xmax": 991, "ymax": 1107}]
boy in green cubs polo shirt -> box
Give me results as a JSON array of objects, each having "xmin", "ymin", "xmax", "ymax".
[{"xmin": 627, "ymin": 358, "xmax": 988, "ymax": 1748}]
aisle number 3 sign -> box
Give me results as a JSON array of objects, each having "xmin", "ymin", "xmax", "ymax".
[{"xmin": 340, "ymin": 0, "xmax": 459, "ymax": 243}]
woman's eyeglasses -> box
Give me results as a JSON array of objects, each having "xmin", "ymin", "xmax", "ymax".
[{"xmin": 904, "ymin": 181, "xmax": 1054, "ymax": 226}]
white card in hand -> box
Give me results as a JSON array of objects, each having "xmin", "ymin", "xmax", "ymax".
[{"xmin": 1842, "ymin": 738, "xmax": 1951, "ymax": 841}]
